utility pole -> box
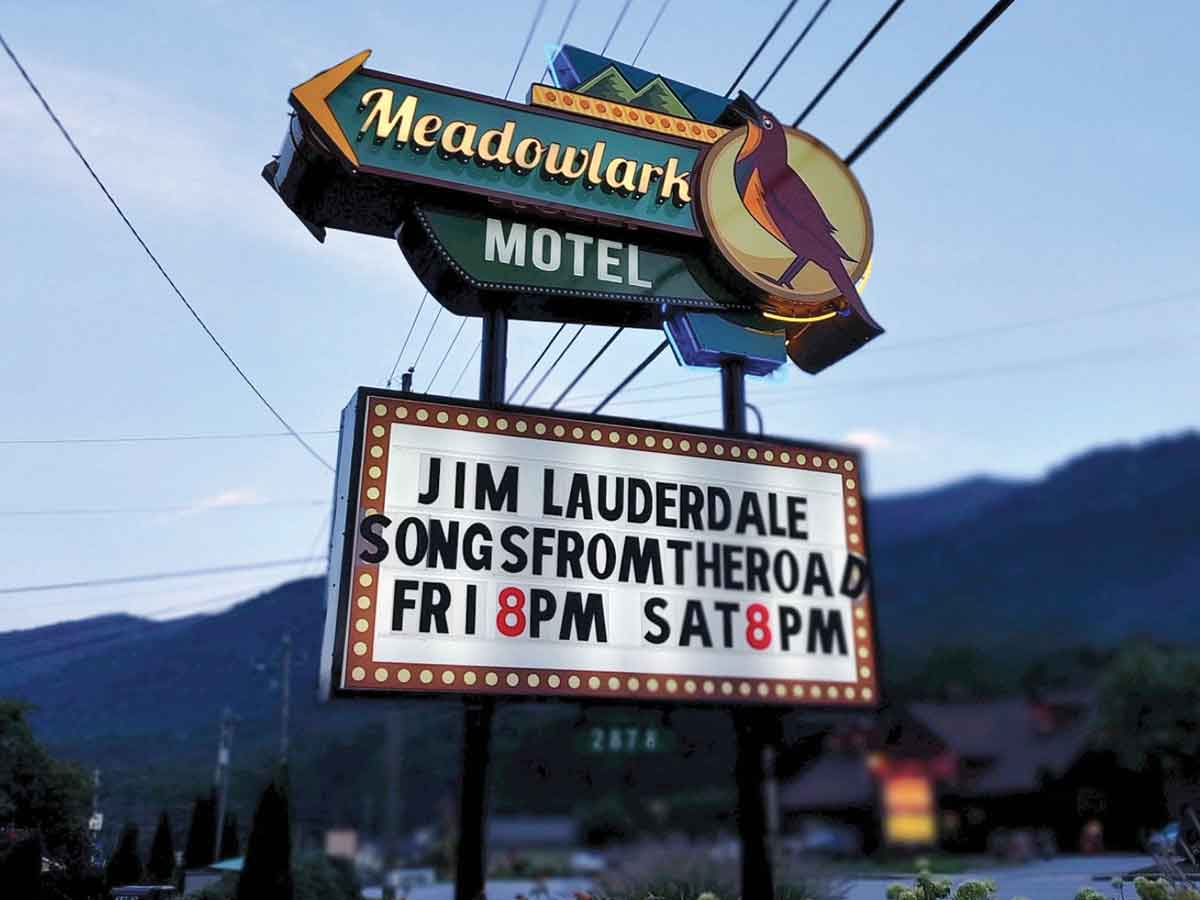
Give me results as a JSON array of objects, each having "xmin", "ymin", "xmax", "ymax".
[
  {"xmin": 280, "ymin": 633, "xmax": 292, "ymax": 767},
  {"xmin": 723, "ymin": 358, "xmax": 776, "ymax": 900},
  {"xmin": 213, "ymin": 707, "xmax": 235, "ymax": 862}
]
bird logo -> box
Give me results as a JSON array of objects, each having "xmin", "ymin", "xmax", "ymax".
[{"xmin": 697, "ymin": 92, "xmax": 880, "ymax": 335}]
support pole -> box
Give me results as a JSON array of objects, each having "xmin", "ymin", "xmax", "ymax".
[
  {"xmin": 722, "ymin": 358, "xmax": 776, "ymax": 900},
  {"xmin": 455, "ymin": 304, "xmax": 506, "ymax": 900}
]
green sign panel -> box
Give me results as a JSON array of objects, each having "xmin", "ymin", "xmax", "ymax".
[
  {"xmin": 575, "ymin": 723, "xmax": 677, "ymax": 755},
  {"xmin": 414, "ymin": 204, "xmax": 748, "ymax": 313},
  {"xmin": 296, "ymin": 53, "xmax": 704, "ymax": 237}
]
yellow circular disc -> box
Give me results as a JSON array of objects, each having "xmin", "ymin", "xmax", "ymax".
[{"xmin": 698, "ymin": 121, "xmax": 873, "ymax": 319}]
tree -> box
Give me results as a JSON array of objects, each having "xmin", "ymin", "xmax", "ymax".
[
  {"xmin": 0, "ymin": 701, "xmax": 91, "ymax": 865},
  {"xmin": 219, "ymin": 810, "xmax": 240, "ymax": 860},
  {"xmin": 106, "ymin": 822, "xmax": 143, "ymax": 888},
  {"xmin": 184, "ymin": 789, "xmax": 218, "ymax": 868},
  {"xmin": 1097, "ymin": 642, "xmax": 1200, "ymax": 781},
  {"xmin": 147, "ymin": 810, "xmax": 176, "ymax": 883},
  {"xmin": 0, "ymin": 831, "xmax": 42, "ymax": 897},
  {"xmin": 237, "ymin": 777, "xmax": 293, "ymax": 900}
]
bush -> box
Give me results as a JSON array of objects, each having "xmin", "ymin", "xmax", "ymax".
[{"xmin": 596, "ymin": 841, "xmax": 841, "ymax": 900}]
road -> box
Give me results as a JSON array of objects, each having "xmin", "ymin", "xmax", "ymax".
[{"xmin": 843, "ymin": 855, "xmax": 1154, "ymax": 900}]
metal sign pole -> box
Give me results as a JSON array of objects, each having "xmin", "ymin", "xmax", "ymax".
[
  {"xmin": 722, "ymin": 357, "xmax": 777, "ymax": 900},
  {"xmin": 454, "ymin": 304, "xmax": 507, "ymax": 900}
]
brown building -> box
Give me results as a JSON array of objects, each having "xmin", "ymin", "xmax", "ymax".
[{"xmin": 780, "ymin": 692, "xmax": 1159, "ymax": 853}]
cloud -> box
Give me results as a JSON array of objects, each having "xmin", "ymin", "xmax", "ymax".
[
  {"xmin": 842, "ymin": 429, "xmax": 893, "ymax": 451},
  {"xmin": 0, "ymin": 55, "xmax": 402, "ymax": 277}
]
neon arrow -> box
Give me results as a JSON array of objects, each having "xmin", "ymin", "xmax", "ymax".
[{"xmin": 289, "ymin": 49, "xmax": 372, "ymax": 168}]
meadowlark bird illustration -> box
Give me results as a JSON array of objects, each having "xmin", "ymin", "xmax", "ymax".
[{"xmin": 728, "ymin": 92, "xmax": 880, "ymax": 330}]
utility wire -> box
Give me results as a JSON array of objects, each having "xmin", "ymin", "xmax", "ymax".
[
  {"xmin": 523, "ymin": 324, "xmax": 585, "ymax": 405},
  {"xmin": 725, "ymin": 0, "xmax": 800, "ymax": 96},
  {"xmin": 592, "ymin": 340, "xmax": 670, "ymax": 414},
  {"xmin": 793, "ymin": 0, "xmax": 907, "ymax": 126},
  {"xmin": 540, "ymin": 0, "xmax": 583, "ymax": 84},
  {"xmin": 631, "ymin": 0, "xmax": 672, "ymax": 66},
  {"xmin": 385, "ymin": 291, "xmax": 429, "ymax": 386},
  {"xmin": 0, "ymin": 32, "xmax": 332, "ymax": 473},
  {"xmin": 450, "ymin": 340, "xmax": 482, "ymax": 395},
  {"xmin": 408, "ymin": 0, "xmax": 548, "ymax": 389},
  {"xmin": 0, "ymin": 430, "xmax": 339, "ymax": 446},
  {"xmin": 601, "ymin": 0, "xmax": 634, "ymax": 56},
  {"xmin": 1, "ymin": 557, "xmax": 326, "ymax": 598},
  {"xmin": 508, "ymin": 324, "xmax": 566, "ymax": 402},
  {"xmin": 0, "ymin": 499, "xmax": 325, "ymax": 518},
  {"xmin": 754, "ymin": 0, "xmax": 834, "ymax": 100},
  {"xmin": 845, "ymin": 0, "xmax": 1017, "ymax": 165},
  {"xmin": 551, "ymin": 327, "xmax": 624, "ymax": 409},
  {"xmin": 426, "ymin": 316, "xmax": 469, "ymax": 392},
  {"xmin": 410, "ymin": 305, "xmax": 444, "ymax": 372}
]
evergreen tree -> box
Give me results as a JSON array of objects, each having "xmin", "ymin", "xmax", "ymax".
[
  {"xmin": 184, "ymin": 789, "xmax": 217, "ymax": 868},
  {"xmin": 236, "ymin": 777, "xmax": 293, "ymax": 900},
  {"xmin": 219, "ymin": 811, "xmax": 240, "ymax": 860},
  {"xmin": 147, "ymin": 810, "xmax": 176, "ymax": 882},
  {"xmin": 105, "ymin": 822, "xmax": 143, "ymax": 888},
  {"xmin": 0, "ymin": 831, "xmax": 42, "ymax": 897}
]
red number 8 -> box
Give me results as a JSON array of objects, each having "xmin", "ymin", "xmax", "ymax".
[
  {"xmin": 496, "ymin": 587, "xmax": 526, "ymax": 637},
  {"xmin": 745, "ymin": 603, "xmax": 771, "ymax": 650}
]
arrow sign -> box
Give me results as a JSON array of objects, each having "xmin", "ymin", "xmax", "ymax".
[{"xmin": 288, "ymin": 52, "xmax": 707, "ymax": 236}]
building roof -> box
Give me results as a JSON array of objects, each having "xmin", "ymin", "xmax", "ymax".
[
  {"xmin": 780, "ymin": 693, "xmax": 1097, "ymax": 811},
  {"xmin": 778, "ymin": 754, "xmax": 875, "ymax": 811}
]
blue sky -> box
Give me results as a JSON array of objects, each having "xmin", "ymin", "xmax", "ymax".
[{"xmin": 2, "ymin": 0, "xmax": 1197, "ymax": 631}]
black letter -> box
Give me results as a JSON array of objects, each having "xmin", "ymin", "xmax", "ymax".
[
  {"xmin": 476, "ymin": 463, "xmax": 519, "ymax": 512},
  {"xmin": 807, "ymin": 609, "xmax": 847, "ymax": 655},
  {"xmin": 392, "ymin": 579, "xmax": 418, "ymax": 631},
  {"xmin": 530, "ymin": 588, "xmax": 557, "ymax": 638},
  {"xmin": 358, "ymin": 513, "xmax": 391, "ymax": 563},
  {"xmin": 840, "ymin": 554, "xmax": 871, "ymax": 599},
  {"xmin": 779, "ymin": 605, "xmax": 803, "ymax": 651},
  {"xmin": 542, "ymin": 469, "xmax": 563, "ymax": 516},
  {"xmin": 803, "ymin": 553, "xmax": 834, "ymax": 596},
  {"xmin": 417, "ymin": 458, "xmax": 440, "ymax": 505},
  {"xmin": 643, "ymin": 597, "xmax": 670, "ymax": 644},
  {"xmin": 395, "ymin": 517, "xmax": 428, "ymax": 566},
  {"xmin": 419, "ymin": 581, "xmax": 451, "ymax": 634},
  {"xmin": 678, "ymin": 600, "xmax": 712, "ymax": 648},
  {"xmin": 560, "ymin": 591, "xmax": 607, "ymax": 642},
  {"xmin": 500, "ymin": 525, "xmax": 528, "ymax": 573},
  {"xmin": 714, "ymin": 601, "xmax": 739, "ymax": 648}
]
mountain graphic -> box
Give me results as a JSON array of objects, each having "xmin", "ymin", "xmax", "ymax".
[
  {"xmin": 576, "ymin": 66, "xmax": 695, "ymax": 119},
  {"xmin": 630, "ymin": 76, "xmax": 692, "ymax": 118},
  {"xmin": 576, "ymin": 65, "xmax": 637, "ymax": 103}
]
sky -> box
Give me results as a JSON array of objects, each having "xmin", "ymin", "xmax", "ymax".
[{"xmin": 1, "ymin": 0, "xmax": 1197, "ymax": 631}]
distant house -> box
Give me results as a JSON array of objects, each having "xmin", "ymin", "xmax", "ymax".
[
  {"xmin": 780, "ymin": 692, "xmax": 1158, "ymax": 852},
  {"xmin": 181, "ymin": 856, "xmax": 242, "ymax": 896},
  {"xmin": 487, "ymin": 815, "xmax": 576, "ymax": 851}
]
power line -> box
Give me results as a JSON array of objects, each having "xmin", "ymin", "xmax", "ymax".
[
  {"xmin": 601, "ymin": 0, "xmax": 634, "ymax": 56},
  {"xmin": 508, "ymin": 324, "xmax": 566, "ymax": 402},
  {"xmin": 0, "ymin": 430, "xmax": 339, "ymax": 447},
  {"xmin": 754, "ymin": 0, "xmax": 834, "ymax": 100},
  {"xmin": 450, "ymin": 340, "xmax": 482, "ymax": 395},
  {"xmin": 385, "ymin": 291, "xmax": 429, "ymax": 387},
  {"xmin": 503, "ymin": 0, "xmax": 549, "ymax": 100},
  {"xmin": 845, "ymin": 0, "xmax": 1017, "ymax": 165},
  {"xmin": 793, "ymin": 0, "xmax": 907, "ymax": 126},
  {"xmin": 523, "ymin": 324, "xmax": 585, "ymax": 405},
  {"xmin": 539, "ymin": 0, "xmax": 583, "ymax": 84},
  {"xmin": 426, "ymin": 316, "xmax": 469, "ymax": 392},
  {"xmin": 551, "ymin": 327, "xmax": 624, "ymax": 409},
  {"xmin": 592, "ymin": 340, "xmax": 670, "ymax": 414},
  {"xmin": 570, "ymin": 287, "xmax": 1200, "ymax": 408},
  {"xmin": 725, "ymin": 0, "xmax": 800, "ymax": 96},
  {"xmin": 608, "ymin": 334, "xmax": 1200, "ymax": 418},
  {"xmin": 410, "ymin": 305, "xmax": 444, "ymax": 373},
  {"xmin": 1, "ymin": 557, "xmax": 326, "ymax": 598},
  {"xmin": 0, "ymin": 32, "xmax": 332, "ymax": 474},
  {"xmin": 0, "ymin": 498, "xmax": 325, "ymax": 518},
  {"xmin": 631, "ymin": 0, "xmax": 672, "ymax": 66},
  {"xmin": 408, "ymin": 0, "xmax": 549, "ymax": 391}
]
